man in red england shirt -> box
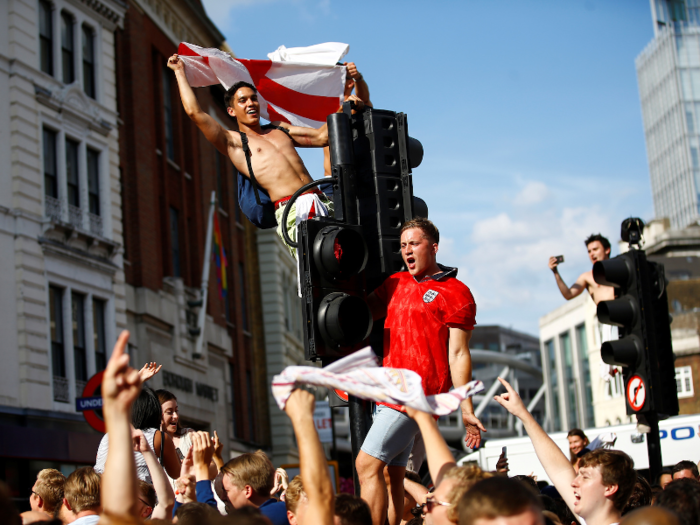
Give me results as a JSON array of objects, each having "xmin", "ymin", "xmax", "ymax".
[{"xmin": 355, "ymin": 218, "xmax": 486, "ymax": 525}]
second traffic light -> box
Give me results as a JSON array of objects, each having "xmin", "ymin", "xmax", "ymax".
[
  {"xmin": 298, "ymin": 217, "xmax": 373, "ymax": 362},
  {"xmin": 593, "ymin": 249, "xmax": 678, "ymax": 416}
]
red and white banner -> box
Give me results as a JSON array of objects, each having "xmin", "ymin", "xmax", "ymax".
[{"xmin": 178, "ymin": 42, "xmax": 346, "ymax": 129}]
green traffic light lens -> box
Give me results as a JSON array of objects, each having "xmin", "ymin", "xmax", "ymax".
[{"xmin": 317, "ymin": 292, "xmax": 373, "ymax": 347}]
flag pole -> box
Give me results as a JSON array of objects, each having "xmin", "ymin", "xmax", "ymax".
[{"xmin": 194, "ymin": 191, "xmax": 217, "ymax": 358}]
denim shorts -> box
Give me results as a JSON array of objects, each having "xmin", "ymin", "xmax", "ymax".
[{"xmin": 360, "ymin": 405, "xmax": 420, "ymax": 467}]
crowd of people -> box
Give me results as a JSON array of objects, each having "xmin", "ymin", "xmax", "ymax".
[{"xmin": 2, "ymin": 330, "xmax": 698, "ymax": 525}]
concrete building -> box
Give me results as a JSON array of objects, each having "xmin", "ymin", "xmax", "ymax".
[
  {"xmin": 257, "ymin": 229, "xmax": 309, "ymax": 467},
  {"xmin": 116, "ymin": 0, "xmax": 270, "ymax": 456},
  {"xmin": 0, "ymin": 0, "xmax": 127, "ymax": 507},
  {"xmin": 636, "ymin": 0, "xmax": 700, "ymax": 229},
  {"xmin": 539, "ymin": 294, "xmax": 628, "ymax": 431}
]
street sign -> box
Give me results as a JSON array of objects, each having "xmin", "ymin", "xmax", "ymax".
[
  {"xmin": 79, "ymin": 371, "xmax": 105, "ymax": 433},
  {"xmin": 314, "ymin": 401, "xmax": 333, "ymax": 444},
  {"xmin": 627, "ymin": 375, "xmax": 646, "ymax": 412}
]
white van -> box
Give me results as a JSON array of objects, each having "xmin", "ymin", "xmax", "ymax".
[{"xmin": 457, "ymin": 414, "xmax": 700, "ymax": 483}]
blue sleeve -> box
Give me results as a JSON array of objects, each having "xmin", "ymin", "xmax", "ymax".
[
  {"xmin": 196, "ymin": 479, "xmax": 217, "ymax": 508},
  {"xmin": 172, "ymin": 499, "xmax": 181, "ymax": 518}
]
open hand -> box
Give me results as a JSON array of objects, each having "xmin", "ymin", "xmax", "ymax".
[
  {"xmin": 167, "ymin": 54, "xmax": 184, "ymax": 72},
  {"xmin": 463, "ymin": 412, "xmax": 486, "ymax": 449},
  {"xmin": 191, "ymin": 431, "xmax": 214, "ymax": 477},
  {"xmin": 493, "ymin": 377, "xmax": 528, "ymax": 419},
  {"xmin": 180, "ymin": 447, "xmax": 194, "ymax": 478},
  {"xmin": 138, "ymin": 362, "xmax": 162, "ymax": 382},
  {"xmin": 102, "ymin": 331, "xmax": 141, "ymax": 414}
]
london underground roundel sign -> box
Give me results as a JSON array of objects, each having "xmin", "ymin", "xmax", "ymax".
[
  {"xmin": 627, "ymin": 375, "xmax": 646, "ymax": 412},
  {"xmin": 76, "ymin": 371, "xmax": 105, "ymax": 433}
]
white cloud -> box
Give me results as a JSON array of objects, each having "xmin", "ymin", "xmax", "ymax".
[
  {"xmin": 515, "ymin": 180, "xmax": 549, "ymax": 205},
  {"xmin": 446, "ymin": 200, "xmax": 618, "ymax": 334}
]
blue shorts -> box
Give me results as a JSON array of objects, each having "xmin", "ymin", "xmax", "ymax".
[{"xmin": 360, "ymin": 405, "xmax": 420, "ymax": 467}]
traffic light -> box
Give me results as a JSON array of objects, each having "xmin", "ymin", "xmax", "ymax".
[
  {"xmin": 593, "ymin": 248, "xmax": 678, "ymax": 416},
  {"xmin": 297, "ymin": 218, "xmax": 373, "ymax": 362}
]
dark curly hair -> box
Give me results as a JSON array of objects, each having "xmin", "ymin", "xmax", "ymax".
[{"xmin": 224, "ymin": 81, "xmax": 257, "ymax": 108}]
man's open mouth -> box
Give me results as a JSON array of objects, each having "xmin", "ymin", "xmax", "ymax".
[{"xmin": 406, "ymin": 256, "xmax": 416, "ymax": 269}]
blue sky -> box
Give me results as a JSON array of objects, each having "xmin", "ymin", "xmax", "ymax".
[{"xmin": 201, "ymin": 0, "xmax": 656, "ymax": 337}]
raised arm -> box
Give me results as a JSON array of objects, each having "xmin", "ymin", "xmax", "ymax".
[
  {"xmin": 133, "ymin": 429, "xmax": 175, "ymax": 520},
  {"xmin": 277, "ymin": 95, "xmax": 365, "ymax": 148},
  {"xmin": 100, "ymin": 331, "xmax": 142, "ymax": 524},
  {"xmin": 548, "ymin": 257, "xmax": 585, "ymax": 300},
  {"xmin": 494, "ymin": 377, "xmax": 577, "ymax": 513},
  {"xmin": 448, "ymin": 328, "xmax": 486, "ymax": 450},
  {"xmin": 284, "ymin": 389, "xmax": 334, "ymax": 525},
  {"xmin": 167, "ymin": 54, "xmax": 231, "ymax": 156},
  {"xmin": 344, "ymin": 62, "xmax": 372, "ymax": 106},
  {"xmin": 405, "ymin": 407, "xmax": 456, "ymax": 488}
]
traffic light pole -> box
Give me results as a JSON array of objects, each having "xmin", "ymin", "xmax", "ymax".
[{"xmin": 645, "ymin": 412, "xmax": 663, "ymax": 482}]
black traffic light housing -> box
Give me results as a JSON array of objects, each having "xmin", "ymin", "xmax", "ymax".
[
  {"xmin": 298, "ymin": 218, "xmax": 373, "ymax": 361},
  {"xmin": 593, "ymin": 247, "xmax": 678, "ymax": 416}
]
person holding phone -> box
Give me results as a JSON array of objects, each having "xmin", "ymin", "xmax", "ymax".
[
  {"xmin": 548, "ymin": 233, "xmax": 619, "ymax": 381},
  {"xmin": 548, "ymin": 233, "xmax": 614, "ymax": 305}
]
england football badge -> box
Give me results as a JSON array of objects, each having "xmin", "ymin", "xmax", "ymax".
[{"xmin": 423, "ymin": 289, "xmax": 439, "ymax": 303}]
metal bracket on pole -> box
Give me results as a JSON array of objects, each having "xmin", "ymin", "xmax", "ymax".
[{"xmin": 194, "ymin": 191, "xmax": 216, "ymax": 359}]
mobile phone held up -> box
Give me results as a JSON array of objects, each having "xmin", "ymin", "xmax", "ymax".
[
  {"xmin": 554, "ymin": 255, "xmax": 565, "ymax": 264},
  {"xmin": 501, "ymin": 446, "xmax": 507, "ymax": 459}
]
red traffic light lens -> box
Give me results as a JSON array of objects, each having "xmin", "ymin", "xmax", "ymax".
[{"xmin": 313, "ymin": 226, "xmax": 368, "ymax": 279}]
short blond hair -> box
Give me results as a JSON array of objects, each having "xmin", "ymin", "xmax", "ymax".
[
  {"xmin": 34, "ymin": 469, "xmax": 66, "ymax": 514},
  {"xmin": 441, "ymin": 465, "xmax": 493, "ymax": 522},
  {"xmin": 221, "ymin": 450, "xmax": 274, "ymax": 496},
  {"xmin": 64, "ymin": 467, "xmax": 101, "ymax": 513},
  {"xmin": 285, "ymin": 476, "xmax": 306, "ymax": 514}
]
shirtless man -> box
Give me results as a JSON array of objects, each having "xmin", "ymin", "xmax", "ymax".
[
  {"xmin": 322, "ymin": 62, "xmax": 372, "ymax": 176},
  {"xmin": 549, "ymin": 233, "xmax": 618, "ymax": 380},
  {"xmin": 548, "ymin": 233, "xmax": 614, "ymax": 305},
  {"xmin": 167, "ymin": 54, "xmax": 363, "ymax": 255}
]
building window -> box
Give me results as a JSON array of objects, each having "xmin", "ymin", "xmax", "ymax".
[
  {"xmin": 239, "ymin": 262, "xmax": 248, "ymax": 331},
  {"xmin": 60, "ymin": 11, "xmax": 74, "ymax": 84},
  {"xmin": 162, "ymin": 65, "xmax": 174, "ymax": 161},
  {"xmin": 576, "ymin": 323, "xmax": 594, "ymax": 426},
  {"xmin": 49, "ymin": 286, "xmax": 65, "ymax": 378},
  {"xmin": 72, "ymin": 293, "xmax": 87, "ymax": 383},
  {"xmin": 93, "ymin": 299, "xmax": 106, "ymax": 371},
  {"xmin": 676, "ymin": 366, "xmax": 694, "ymax": 398},
  {"xmin": 170, "ymin": 207, "xmax": 181, "ymax": 277},
  {"xmin": 546, "ymin": 339, "xmax": 560, "ymax": 431},
  {"xmin": 246, "ymin": 370, "xmax": 255, "ymax": 441},
  {"xmin": 87, "ymin": 148, "xmax": 100, "ymax": 215},
  {"xmin": 39, "ymin": 0, "xmax": 53, "ymax": 75},
  {"xmin": 561, "ymin": 331, "xmax": 578, "ymax": 429},
  {"xmin": 43, "ymin": 128, "xmax": 58, "ymax": 198},
  {"xmin": 65, "ymin": 138, "xmax": 80, "ymax": 207},
  {"xmin": 606, "ymin": 368, "xmax": 624, "ymax": 399},
  {"xmin": 82, "ymin": 25, "xmax": 95, "ymax": 98}
]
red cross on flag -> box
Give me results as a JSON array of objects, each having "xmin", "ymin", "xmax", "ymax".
[{"xmin": 177, "ymin": 42, "xmax": 347, "ymax": 129}]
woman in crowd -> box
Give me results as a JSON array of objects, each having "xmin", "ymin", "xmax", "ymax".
[
  {"xmin": 156, "ymin": 389, "xmax": 196, "ymax": 461},
  {"xmin": 95, "ymin": 386, "xmax": 181, "ymax": 482}
]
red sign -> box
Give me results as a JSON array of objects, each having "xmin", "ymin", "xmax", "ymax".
[
  {"xmin": 81, "ymin": 371, "xmax": 105, "ymax": 432},
  {"xmin": 627, "ymin": 375, "xmax": 646, "ymax": 412}
]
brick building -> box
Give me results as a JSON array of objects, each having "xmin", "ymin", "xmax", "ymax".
[{"xmin": 116, "ymin": 0, "xmax": 270, "ymax": 454}]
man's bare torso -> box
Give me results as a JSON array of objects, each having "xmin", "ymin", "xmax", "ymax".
[
  {"xmin": 227, "ymin": 127, "xmax": 313, "ymax": 202},
  {"xmin": 581, "ymin": 269, "xmax": 615, "ymax": 304}
]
